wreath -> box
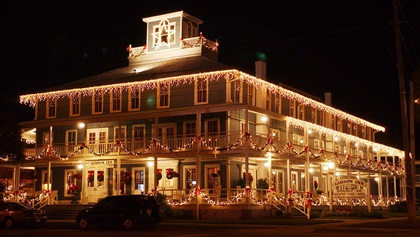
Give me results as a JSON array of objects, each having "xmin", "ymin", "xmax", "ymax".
[
  {"xmin": 243, "ymin": 172, "xmax": 253, "ymax": 183},
  {"xmin": 166, "ymin": 170, "xmax": 179, "ymax": 180},
  {"xmin": 156, "ymin": 172, "xmax": 162, "ymax": 180},
  {"xmin": 97, "ymin": 173, "xmax": 104, "ymax": 182}
]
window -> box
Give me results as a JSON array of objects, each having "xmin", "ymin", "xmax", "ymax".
[
  {"xmin": 41, "ymin": 170, "xmax": 52, "ymax": 191},
  {"xmin": 87, "ymin": 128, "xmax": 108, "ymax": 154},
  {"xmin": 185, "ymin": 121, "xmax": 196, "ymax": 137},
  {"xmin": 275, "ymin": 93, "xmax": 280, "ymax": 113},
  {"xmin": 195, "ymin": 78, "xmax": 208, "ymax": 104},
  {"xmin": 114, "ymin": 126, "xmax": 126, "ymax": 143},
  {"xmin": 152, "ymin": 19, "xmax": 176, "ymax": 49},
  {"xmin": 266, "ymin": 89, "xmax": 271, "ymax": 110},
  {"xmin": 183, "ymin": 21, "xmax": 197, "ymax": 38},
  {"xmin": 65, "ymin": 130, "xmax": 77, "ymax": 152},
  {"xmin": 42, "ymin": 132, "xmax": 51, "ymax": 147},
  {"xmin": 206, "ymin": 120, "xmax": 219, "ymax": 137},
  {"xmin": 247, "ymin": 84, "xmax": 255, "ymax": 105},
  {"xmin": 158, "ymin": 125, "xmax": 175, "ymax": 149},
  {"xmin": 110, "ymin": 88, "xmax": 122, "ymax": 112},
  {"xmin": 64, "ymin": 169, "xmax": 76, "ymax": 197},
  {"xmin": 298, "ymin": 104, "xmax": 304, "ymax": 120},
  {"xmin": 157, "ymin": 82, "xmax": 170, "ymax": 108},
  {"xmin": 47, "ymin": 97, "xmax": 56, "ymax": 118},
  {"xmin": 133, "ymin": 168, "xmax": 145, "ymax": 194},
  {"xmin": 133, "ymin": 125, "xmax": 146, "ymax": 151},
  {"xmin": 230, "ymin": 80, "xmax": 241, "ymax": 103},
  {"xmin": 128, "ymin": 88, "xmax": 140, "ymax": 111},
  {"xmin": 92, "ymin": 90, "xmax": 103, "ymax": 114},
  {"xmin": 70, "ymin": 92, "xmax": 81, "ymax": 116}
]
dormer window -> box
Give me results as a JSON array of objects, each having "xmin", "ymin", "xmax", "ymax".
[{"xmin": 152, "ymin": 19, "xmax": 176, "ymax": 49}]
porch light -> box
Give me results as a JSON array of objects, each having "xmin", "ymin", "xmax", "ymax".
[
  {"xmin": 261, "ymin": 116, "xmax": 268, "ymax": 123},
  {"xmin": 78, "ymin": 122, "xmax": 85, "ymax": 129},
  {"xmin": 264, "ymin": 162, "xmax": 268, "ymax": 167},
  {"xmin": 77, "ymin": 164, "xmax": 83, "ymax": 170},
  {"xmin": 327, "ymin": 161, "xmax": 335, "ymax": 169},
  {"xmin": 309, "ymin": 168, "xmax": 314, "ymax": 173},
  {"xmin": 147, "ymin": 161, "xmax": 154, "ymax": 167}
]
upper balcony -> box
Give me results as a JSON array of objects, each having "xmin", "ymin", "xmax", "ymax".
[{"xmin": 128, "ymin": 35, "xmax": 219, "ymax": 65}]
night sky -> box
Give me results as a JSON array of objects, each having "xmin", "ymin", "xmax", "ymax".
[{"xmin": 2, "ymin": 0, "xmax": 420, "ymax": 150}]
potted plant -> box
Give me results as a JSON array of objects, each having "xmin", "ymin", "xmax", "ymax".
[{"xmin": 256, "ymin": 178, "xmax": 269, "ymax": 189}]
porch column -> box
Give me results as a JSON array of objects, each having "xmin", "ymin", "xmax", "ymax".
[
  {"xmin": 81, "ymin": 160, "xmax": 87, "ymax": 204},
  {"xmin": 152, "ymin": 116, "xmax": 159, "ymax": 190},
  {"xmin": 47, "ymin": 161, "xmax": 51, "ymax": 204},
  {"xmin": 367, "ymin": 173, "xmax": 371, "ymax": 212},
  {"xmin": 14, "ymin": 163, "xmax": 20, "ymax": 202},
  {"xmin": 195, "ymin": 111, "xmax": 201, "ymax": 219},
  {"xmin": 286, "ymin": 158, "xmax": 291, "ymax": 213},
  {"xmin": 244, "ymin": 108, "xmax": 249, "ymax": 203}
]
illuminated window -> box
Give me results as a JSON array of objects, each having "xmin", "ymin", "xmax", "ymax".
[{"xmin": 152, "ymin": 19, "xmax": 176, "ymax": 49}]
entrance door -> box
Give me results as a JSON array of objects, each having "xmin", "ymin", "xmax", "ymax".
[
  {"xmin": 86, "ymin": 169, "xmax": 108, "ymax": 203},
  {"xmin": 184, "ymin": 166, "xmax": 196, "ymax": 195},
  {"xmin": 132, "ymin": 168, "xmax": 146, "ymax": 194}
]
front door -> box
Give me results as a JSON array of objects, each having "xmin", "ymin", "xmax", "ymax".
[{"xmin": 86, "ymin": 169, "xmax": 108, "ymax": 203}]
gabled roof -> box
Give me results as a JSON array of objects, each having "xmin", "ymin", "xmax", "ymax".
[{"xmin": 42, "ymin": 56, "xmax": 232, "ymax": 93}]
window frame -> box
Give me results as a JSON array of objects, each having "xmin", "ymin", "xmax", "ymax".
[
  {"xmin": 70, "ymin": 92, "xmax": 81, "ymax": 117},
  {"xmin": 46, "ymin": 97, "xmax": 57, "ymax": 119},
  {"xmin": 128, "ymin": 87, "xmax": 140, "ymax": 111},
  {"xmin": 157, "ymin": 82, "xmax": 170, "ymax": 108},
  {"xmin": 110, "ymin": 88, "xmax": 122, "ymax": 113},
  {"xmin": 92, "ymin": 89, "xmax": 104, "ymax": 114},
  {"xmin": 194, "ymin": 78, "xmax": 208, "ymax": 105}
]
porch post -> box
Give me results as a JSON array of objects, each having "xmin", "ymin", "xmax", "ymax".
[
  {"xmin": 367, "ymin": 173, "xmax": 371, "ymax": 213},
  {"xmin": 14, "ymin": 163, "xmax": 20, "ymax": 202},
  {"xmin": 153, "ymin": 117, "xmax": 159, "ymax": 191},
  {"xmin": 195, "ymin": 111, "xmax": 201, "ymax": 219},
  {"xmin": 81, "ymin": 160, "xmax": 87, "ymax": 204},
  {"xmin": 47, "ymin": 161, "xmax": 51, "ymax": 204},
  {"xmin": 286, "ymin": 158, "xmax": 291, "ymax": 213},
  {"xmin": 244, "ymin": 109, "xmax": 249, "ymax": 203}
]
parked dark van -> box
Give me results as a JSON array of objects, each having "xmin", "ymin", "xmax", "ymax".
[{"xmin": 75, "ymin": 195, "xmax": 160, "ymax": 230}]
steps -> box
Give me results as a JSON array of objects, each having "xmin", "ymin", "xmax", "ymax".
[{"xmin": 42, "ymin": 204, "xmax": 93, "ymax": 220}]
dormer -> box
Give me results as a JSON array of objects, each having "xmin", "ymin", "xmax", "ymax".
[{"xmin": 128, "ymin": 11, "xmax": 218, "ymax": 65}]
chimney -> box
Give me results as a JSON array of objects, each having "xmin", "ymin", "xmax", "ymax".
[
  {"xmin": 255, "ymin": 61, "xmax": 266, "ymax": 80},
  {"xmin": 324, "ymin": 92, "xmax": 332, "ymax": 106}
]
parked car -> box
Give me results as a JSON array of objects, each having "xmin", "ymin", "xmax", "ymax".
[
  {"xmin": 75, "ymin": 194, "xmax": 161, "ymax": 230},
  {"xmin": 0, "ymin": 201, "xmax": 47, "ymax": 229}
]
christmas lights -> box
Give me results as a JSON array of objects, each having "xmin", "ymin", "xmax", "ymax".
[{"xmin": 20, "ymin": 70, "xmax": 386, "ymax": 132}]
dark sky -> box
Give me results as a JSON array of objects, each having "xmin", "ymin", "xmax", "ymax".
[{"xmin": 2, "ymin": 0, "xmax": 420, "ymax": 150}]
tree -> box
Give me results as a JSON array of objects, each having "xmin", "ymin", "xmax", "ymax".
[{"xmin": 0, "ymin": 113, "xmax": 25, "ymax": 161}]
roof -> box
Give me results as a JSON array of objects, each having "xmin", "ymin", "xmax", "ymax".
[{"xmin": 41, "ymin": 56, "xmax": 232, "ymax": 93}]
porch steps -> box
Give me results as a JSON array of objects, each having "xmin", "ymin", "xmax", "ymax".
[{"xmin": 43, "ymin": 204, "xmax": 93, "ymax": 220}]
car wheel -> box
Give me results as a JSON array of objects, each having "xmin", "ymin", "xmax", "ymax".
[
  {"xmin": 78, "ymin": 218, "xmax": 89, "ymax": 230},
  {"xmin": 4, "ymin": 218, "xmax": 14, "ymax": 229},
  {"xmin": 122, "ymin": 217, "xmax": 134, "ymax": 230}
]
